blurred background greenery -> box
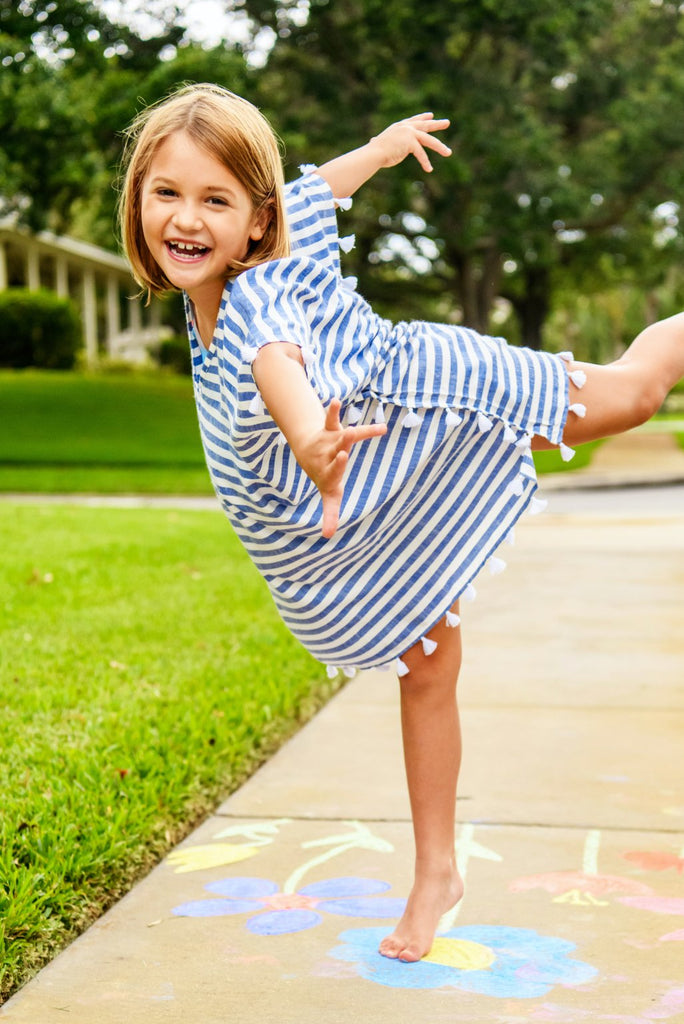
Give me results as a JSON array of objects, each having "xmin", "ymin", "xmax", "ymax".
[{"xmin": 4, "ymin": 0, "xmax": 684, "ymax": 362}]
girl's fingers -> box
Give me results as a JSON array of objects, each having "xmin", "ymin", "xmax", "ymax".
[
  {"xmin": 325, "ymin": 397, "xmax": 343, "ymax": 432},
  {"xmin": 337, "ymin": 422, "xmax": 387, "ymax": 453}
]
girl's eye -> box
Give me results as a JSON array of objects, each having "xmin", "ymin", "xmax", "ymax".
[
  {"xmin": 156, "ymin": 187, "xmax": 177, "ymax": 198},
  {"xmin": 207, "ymin": 196, "xmax": 229, "ymax": 207}
]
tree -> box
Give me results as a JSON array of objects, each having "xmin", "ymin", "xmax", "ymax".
[
  {"xmin": 240, "ymin": 0, "xmax": 684, "ymax": 347},
  {"xmin": 0, "ymin": 0, "xmax": 182, "ymax": 234}
]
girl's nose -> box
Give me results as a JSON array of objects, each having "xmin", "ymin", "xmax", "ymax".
[{"xmin": 172, "ymin": 202, "xmax": 203, "ymax": 232}]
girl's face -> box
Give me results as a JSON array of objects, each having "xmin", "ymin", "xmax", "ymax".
[{"xmin": 141, "ymin": 131, "xmax": 269, "ymax": 315}]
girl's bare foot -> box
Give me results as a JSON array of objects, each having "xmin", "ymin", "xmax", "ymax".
[{"xmin": 379, "ymin": 864, "xmax": 464, "ymax": 962}]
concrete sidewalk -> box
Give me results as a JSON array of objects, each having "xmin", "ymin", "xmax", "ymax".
[{"xmin": 2, "ymin": 458, "xmax": 684, "ymax": 1020}]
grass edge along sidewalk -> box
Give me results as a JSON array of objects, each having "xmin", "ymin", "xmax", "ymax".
[{"xmin": 0, "ymin": 501, "xmax": 342, "ymax": 1005}]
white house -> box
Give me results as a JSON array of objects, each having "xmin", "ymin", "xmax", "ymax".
[{"xmin": 0, "ymin": 220, "xmax": 170, "ymax": 365}]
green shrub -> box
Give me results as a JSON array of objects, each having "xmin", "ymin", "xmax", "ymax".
[
  {"xmin": 0, "ymin": 289, "xmax": 81, "ymax": 370},
  {"xmin": 157, "ymin": 335, "xmax": 192, "ymax": 375}
]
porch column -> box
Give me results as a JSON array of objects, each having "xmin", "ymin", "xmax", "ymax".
[
  {"xmin": 54, "ymin": 255, "xmax": 69, "ymax": 298},
  {"xmin": 0, "ymin": 239, "xmax": 7, "ymax": 291},
  {"xmin": 106, "ymin": 275, "xmax": 121, "ymax": 356},
  {"xmin": 81, "ymin": 268, "xmax": 98, "ymax": 365},
  {"xmin": 128, "ymin": 292, "xmax": 142, "ymax": 338},
  {"xmin": 26, "ymin": 243, "xmax": 41, "ymax": 291}
]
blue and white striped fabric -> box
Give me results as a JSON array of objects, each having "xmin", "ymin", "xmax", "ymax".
[{"xmin": 185, "ymin": 172, "xmax": 571, "ymax": 672}]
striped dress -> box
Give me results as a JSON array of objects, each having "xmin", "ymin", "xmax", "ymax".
[{"xmin": 186, "ymin": 172, "xmax": 578, "ymax": 674}]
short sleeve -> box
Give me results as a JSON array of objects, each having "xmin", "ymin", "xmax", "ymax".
[
  {"xmin": 284, "ymin": 173, "xmax": 343, "ymax": 275},
  {"xmin": 230, "ymin": 257, "xmax": 330, "ymax": 363}
]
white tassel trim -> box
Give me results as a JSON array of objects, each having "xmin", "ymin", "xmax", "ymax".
[
  {"xmin": 445, "ymin": 610, "xmax": 461, "ymax": 628},
  {"xmin": 558, "ymin": 351, "xmax": 574, "ymax": 362},
  {"xmin": 503, "ymin": 424, "xmax": 517, "ymax": 443},
  {"xmin": 506, "ymin": 477, "xmax": 525, "ymax": 497},
  {"xmin": 395, "ymin": 657, "xmax": 410, "ymax": 677},
  {"xmin": 342, "ymin": 275, "xmax": 358, "ymax": 291},
  {"xmin": 248, "ymin": 393, "xmax": 264, "ymax": 415},
  {"xmin": 516, "ymin": 432, "xmax": 533, "ymax": 449},
  {"xmin": 421, "ymin": 636, "xmax": 438, "ymax": 656},
  {"xmin": 374, "ymin": 405, "xmax": 386, "ymax": 425},
  {"xmin": 505, "ymin": 528, "xmax": 516, "ymax": 546},
  {"xmin": 559, "ymin": 442, "xmax": 576, "ymax": 462},
  {"xmin": 347, "ymin": 406, "xmax": 364, "ymax": 424},
  {"xmin": 569, "ymin": 369, "xmax": 587, "ymax": 389},
  {"xmin": 401, "ymin": 410, "xmax": 423, "ymax": 428},
  {"xmin": 489, "ymin": 556, "xmax": 507, "ymax": 575},
  {"xmin": 242, "ymin": 344, "xmax": 259, "ymax": 363},
  {"xmin": 343, "ymin": 667, "xmax": 357, "ymax": 679},
  {"xmin": 462, "ymin": 582, "xmax": 477, "ymax": 602},
  {"xmin": 528, "ymin": 496, "xmax": 548, "ymax": 515},
  {"xmin": 277, "ymin": 432, "xmax": 287, "ymax": 446},
  {"xmin": 445, "ymin": 409, "xmax": 463, "ymax": 427},
  {"xmin": 326, "ymin": 665, "xmax": 339, "ymax": 679},
  {"xmin": 300, "ymin": 345, "xmax": 315, "ymax": 366},
  {"xmin": 299, "ymin": 163, "xmax": 318, "ymax": 174},
  {"xmin": 335, "ymin": 196, "xmax": 353, "ymax": 211},
  {"xmin": 477, "ymin": 411, "xmax": 494, "ymax": 433},
  {"xmin": 569, "ymin": 402, "xmax": 587, "ymax": 418},
  {"xmin": 339, "ymin": 233, "xmax": 356, "ymax": 254}
]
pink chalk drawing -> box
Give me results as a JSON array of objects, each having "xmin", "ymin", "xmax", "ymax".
[
  {"xmin": 659, "ymin": 929, "xmax": 684, "ymax": 942},
  {"xmin": 510, "ymin": 830, "xmax": 654, "ymax": 906},
  {"xmin": 617, "ymin": 896, "xmax": 684, "ymax": 915},
  {"xmin": 622, "ymin": 850, "xmax": 684, "ymax": 874}
]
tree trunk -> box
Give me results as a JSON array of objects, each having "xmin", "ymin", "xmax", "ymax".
[
  {"xmin": 452, "ymin": 247, "xmax": 502, "ymax": 334},
  {"xmin": 510, "ymin": 265, "xmax": 550, "ymax": 351}
]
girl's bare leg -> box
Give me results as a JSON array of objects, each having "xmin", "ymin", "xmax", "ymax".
[
  {"xmin": 539, "ymin": 313, "xmax": 684, "ymax": 449},
  {"xmin": 379, "ymin": 607, "xmax": 463, "ymax": 962},
  {"xmin": 379, "ymin": 313, "xmax": 684, "ymax": 962}
]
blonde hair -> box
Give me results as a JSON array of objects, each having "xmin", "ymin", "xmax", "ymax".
[{"xmin": 119, "ymin": 83, "xmax": 290, "ymax": 298}]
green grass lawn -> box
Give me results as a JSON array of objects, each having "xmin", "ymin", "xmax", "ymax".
[
  {"xmin": 0, "ymin": 370, "xmax": 213, "ymax": 494},
  {"xmin": 0, "ymin": 502, "xmax": 337, "ymax": 1004},
  {"xmin": 0, "ymin": 369, "xmax": 608, "ymax": 494}
]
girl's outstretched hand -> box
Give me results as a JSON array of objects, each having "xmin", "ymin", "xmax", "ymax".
[
  {"xmin": 298, "ymin": 398, "xmax": 387, "ymax": 538},
  {"xmin": 371, "ymin": 113, "xmax": 451, "ymax": 173}
]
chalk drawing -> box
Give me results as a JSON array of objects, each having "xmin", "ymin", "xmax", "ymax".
[
  {"xmin": 328, "ymin": 924, "xmax": 598, "ymax": 997},
  {"xmin": 438, "ymin": 822, "xmax": 503, "ymax": 932},
  {"xmin": 171, "ymin": 875, "xmax": 407, "ymax": 934},
  {"xmin": 167, "ymin": 819, "xmax": 292, "ymax": 873},
  {"xmin": 171, "ymin": 821, "xmax": 401, "ymax": 934},
  {"xmin": 622, "ymin": 847, "xmax": 684, "ymax": 874},
  {"xmin": 510, "ymin": 830, "xmax": 654, "ymax": 906}
]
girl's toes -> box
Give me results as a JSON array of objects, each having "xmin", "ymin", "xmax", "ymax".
[
  {"xmin": 397, "ymin": 943, "xmax": 423, "ymax": 963},
  {"xmin": 379, "ymin": 935, "xmax": 404, "ymax": 959}
]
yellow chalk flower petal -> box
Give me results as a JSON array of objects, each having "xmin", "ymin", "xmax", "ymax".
[
  {"xmin": 423, "ymin": 937, "xmax": 495, "ymax": 971},
  {"xmin": 167, "ymin": 843, "xmax": 259, "ymax": 873}
]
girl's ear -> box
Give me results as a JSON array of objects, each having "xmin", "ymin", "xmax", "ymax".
[{"xmin": 250, "ymin": 199, "xmax": 274, "ymax": 241}]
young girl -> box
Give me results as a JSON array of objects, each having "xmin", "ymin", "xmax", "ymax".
[{"xmin": 120, "ymin": 83, "xmax": 684, "ymax": 964}]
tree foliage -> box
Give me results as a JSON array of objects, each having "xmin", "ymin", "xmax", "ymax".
[
  {"xmin": 4, "ymin": 0, "xmax": 684, "ymax": 348},
  {"xmin": 243, "ymin": 0, "xmax": 684, "ymax": 346}
]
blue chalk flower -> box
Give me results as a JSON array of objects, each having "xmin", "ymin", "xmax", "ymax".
[
  {"xmin": 172, "ymin": 875, "xmax": 406, "ymax": 936},
  {"xmin": 328, "ymin": 924, "xmax": 599, "ymax": 997}
]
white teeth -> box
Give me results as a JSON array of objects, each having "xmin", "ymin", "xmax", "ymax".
[{"xmin": 168, "ymin": 240, "xmax": 208, "ymax": 255}]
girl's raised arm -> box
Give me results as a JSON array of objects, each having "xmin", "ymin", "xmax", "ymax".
[{"xmin": 315, "ymin": 113, "xmax": 451, "ymax": 199}]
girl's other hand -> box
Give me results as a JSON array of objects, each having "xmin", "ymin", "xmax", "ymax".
[
  {"xmin": 370, "ymin": 113, "xmax": 451, "ymax": 173},
  {"xmin": 298, "ymin": 398, "xmax": 387, "ymax": 538}
]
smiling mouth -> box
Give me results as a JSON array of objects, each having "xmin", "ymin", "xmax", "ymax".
[{"xmin": 166, "ymin": 240, "xmax": 210, "ymax": 260}]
